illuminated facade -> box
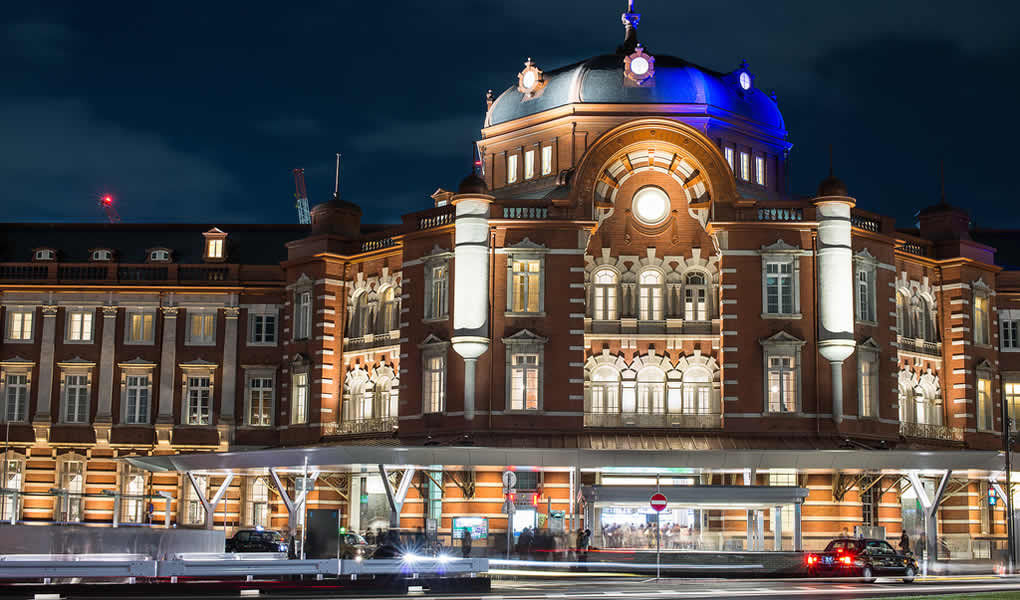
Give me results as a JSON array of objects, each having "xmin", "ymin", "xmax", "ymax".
[{"xmin": 2, "ymin": 3, "xmax": 1020, "ymax": 555}]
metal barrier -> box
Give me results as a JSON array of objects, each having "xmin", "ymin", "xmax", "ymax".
[
  {"xmin": 158, "ymin": 557, "xmax": 339, "ymax": 578},
  {"xmin": 340, "ymin": 557, "xmax": 487, "ymax": 576},
  {"xmin": 0, "ymin": 555, "xmax": 156, "ymax": 579}
]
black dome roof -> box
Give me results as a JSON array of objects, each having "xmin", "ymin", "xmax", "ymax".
[
  {"xmin": 817, "ymin": 175, "xmax": 848, "ymax": 198},
  {"xmin": 457, "ymin": 173, "xmax": 489, "ymax": 195}
]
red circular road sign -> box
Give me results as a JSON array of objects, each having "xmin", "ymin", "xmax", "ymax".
[{"xmin": 650, "ymin": 492, "xmax": 667, "ymax": 512}]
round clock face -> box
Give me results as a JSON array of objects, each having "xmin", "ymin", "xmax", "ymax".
[
  {"xmin": 521, "ymin": 70, "xmax": 537, "ymax": 90},
  {"xmin": 739, "ymin": 72, "xmax": 751, "ymax": 90},
  {"xmin": 632, "ymin": 186, "xmax": 670, "ymax": 226},
  {"xmin": 630, "ymin": 56, "xmax": 650, "ymax": 76}
]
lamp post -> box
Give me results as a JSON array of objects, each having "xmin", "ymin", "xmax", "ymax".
[{"xmin": 1004, "ymin": 401, "xmax": 1015, "ymax": 574}]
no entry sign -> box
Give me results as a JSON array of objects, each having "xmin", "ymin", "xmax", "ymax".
[{"xmin": 650, "ymin": 492, "xmax": 667, "ymax": 512}]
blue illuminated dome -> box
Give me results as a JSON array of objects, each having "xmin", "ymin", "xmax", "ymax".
[{"xmin": 485, "ymin": 53, "xmax": 784, "ymax": 132}]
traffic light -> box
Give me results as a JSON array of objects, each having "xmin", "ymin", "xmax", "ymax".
[{"xmin": 989, "ymin": 487, "xmax": 999, "ymax": 506}]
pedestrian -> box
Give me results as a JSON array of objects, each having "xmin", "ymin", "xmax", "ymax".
[
  {"xmin": 365, "ymin": 529, "xmax": 376, "ymax": 545},
  {"xmin": 899, "ymin": 530, "xmax": 911, "ymax": 555},
  {"xmin": 461, "ymin": 527, "xmax": 472, "ymax": 558}
]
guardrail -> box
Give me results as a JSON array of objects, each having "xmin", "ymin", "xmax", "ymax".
[
  {"xmin": 341, "ymin": 557, "xmax": 486, "ymax": 576},
  {"xmin": 0, "ymin": 554, "xmax": 156, "ymax": 579}
]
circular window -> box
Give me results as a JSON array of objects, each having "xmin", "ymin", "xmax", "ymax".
[
  {"xmin": 521, "ymin": 70, "xmax": 537, "ymax": 90},
  {"xmin": 739, "ymin": 72, "xmax": 751, "ymax": 90},
  {"xmin": 632, "ymin": 186, "xmax": 670, "ymax": 226},
  {"xmin": 630, "ymin": 56, "xmax": 649, "ymax": 76}
]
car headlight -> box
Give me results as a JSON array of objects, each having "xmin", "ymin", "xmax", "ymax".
[
  {"xmin": 437, "ymin": 554, "xmax": 452, "ymax": 563},
  {"xmin": 403, "ymin": 552, "xmax": 419, "ymax": 563}
]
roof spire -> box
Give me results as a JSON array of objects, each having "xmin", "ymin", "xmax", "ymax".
[
  {"xmin": 333, "ymin": 153, "xmax": 341, "ymax": 200},
  {"xmin": 619, "ymin": 0, "xmax": 640, "ymax": 54}
]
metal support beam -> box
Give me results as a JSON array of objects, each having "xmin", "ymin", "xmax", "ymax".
[
  {"xmin": 270, "ymin": 468, "xmax": 319, "ymax": 537},
  {"xmin": 186, "ymin": 471, "xmax": 234, "ymax": 530},
  {"xmin": 378, "ymin": 465, "xmax": 416, "ymax": 528},
  {"xmin": 907, "ymin": 469, "xmax": 950, "ymax": 566}
]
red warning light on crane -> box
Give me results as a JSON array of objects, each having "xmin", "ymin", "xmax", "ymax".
[{"xmin": 102, "ymin": 195, "xmax": 113, "ymax": 205}]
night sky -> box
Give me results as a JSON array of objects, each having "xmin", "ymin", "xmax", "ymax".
[{"xmin": 3, "ymin": 1, "xmax": 1018, "ymax": 229}]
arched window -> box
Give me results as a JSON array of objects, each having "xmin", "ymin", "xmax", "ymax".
[
  {"xmin": 915, "ymin": 383, "xmax": 942, "ymax": 426},
  {"xmin": 638, "ymin": 270, "xmax": 664, "ymax": 321},
  {"xmin": 592, "ymin": 269, "xmax": 618, "ymax": 320},
  {"xmin": 345, "ymin": 370, "xmax": 369, "ymax": 422},
  {"xmin": 683, "ymin": 272, "xmax": 708, "ymax": 321},
  {"xmin": 896, "ymin": 291, "xmax": 909, "ymax": 338},
  {"xmin": 378, "ymin": 287, "xmax": 399, "ymax": 334},
  {"xmin": 351, "ymin": 292, "xmax": 372, "ymax": 338},
  {"xmin": 897, "ymin": 383, "xmax": 911, "ymax": 423},
  {"xmin": 910, "ymin": 296, "xmax": 925, "ymax": 341},
  {"xmin": 682, "ymin": 366, "xmax": 712, "ymax": 414},
  {"xmin": 589, "ymin": 366, "xmax": 620, "ymax": 414},
  {"xmin": 636, "ymin": 367, "xmax": 666, "ymax": 414},
  {"xmin": 375, "ymin": 377, "xmax": 394, "ymax": 419}
]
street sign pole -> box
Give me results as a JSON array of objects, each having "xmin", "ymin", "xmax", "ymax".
[{"xmin": 656, "ymin": 475, "xmax": 661, "ymax": 580}]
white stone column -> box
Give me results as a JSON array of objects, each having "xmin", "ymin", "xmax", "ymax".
[
  {"xmin": 218, "ymin": 307, "xmax": 239, "ymax": 448},
  {"xmin": 34, "ymin": 305, "xmax": 59, "ymax": 421},
  {"xmin": 96, "ymin": 306, "xmax": 118, "ymax": 421},
  {"xmin": 157, "ymin": 306, "xmax": 179, "ymax": 423}
]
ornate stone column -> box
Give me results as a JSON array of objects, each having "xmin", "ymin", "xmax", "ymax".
[
  {"xmin": 94, "ymin": 306, "xmax": 118, "ymax": 446},
  {"xmin": 155, "ymin": 306, "xmax": 179, "ymax": 447},
  {"xmin": 217, "ymin": 306, "xmax": 240, "ymax": 449},
  {"xmin": 32, "ymin": 305, "xmax": 59, "ymax": 445}
]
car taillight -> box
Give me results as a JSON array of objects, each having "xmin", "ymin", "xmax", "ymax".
[
  {"xmin": 806, "ymin": 554, "xmax": 817, "ymax": 565},
  {"xmin": 840, "ymin": 555, "xmax": 853, "ymax": 565}
]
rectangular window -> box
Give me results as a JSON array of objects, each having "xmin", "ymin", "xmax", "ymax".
[
  {"xmin": 511, "ymin": 259, "xmax": 541, "ymax": 313},
  {"xmin": 1, "ymin": 459, "xmax": 21, "ymax": 520},
  {"xmin": 67, "ymin": 309, "xmax": 94, "ymax": 342},
  {"xmin": 63, "ymin": 374, "xmax": 89, "ymax": 423},
  {"xmin": 724, "ymin": 147, "xmax": 734, "ymax": 173},
  {"xmin": 1002, "ymin": 319, "xmax": 1019, "ymax": 350},
  {"xmin": 510, "ymin": 353, "xmax": 540, "ymax": 411},
  {"xmin": 427, "ymin": 264, "xmax": 448, "ymax": 319},
  {"xmin": 291, "ymin": 373, "xmax": 308, "ymax": 425},
  {"xmin": 975, "ymin": 294, "xmax": 990, "ymax": 345},
  {"xmin": 60, "ymin": 461, "xmax": 84, "ymax": 522},
  {"xmin": 206, "ymin": 238, "xmax": 223, "ymax": 259},
  {"xmin": 541, "ymin": 145, "xmax": 553, "ymax": 176},
  {"xmin": 507, "ymin": 154, "xmax": 518, "ymax": 184},
  {"xmin": 424, "ymin": 355, "xmax": 445, "ymax": 413},
  {"xmin": 524, "ymin": 149, "xmax": 535, "ymax": 180},
  {"xmin": 755, "ymin": 155, "xmax": 765, "ymax": 186},
  {"xmin": 767, "ymin": 355, "xmax": 797, "ymax": 413},
  {"xmin": 4, "ymin": 375, "xmax": 28, "ymax": 422},
  {"xmin": 739, "ymin": 151, "xmax": 750, "ymax": 181},
  {"xmin": 1006, "ymin": 382, "xmax": 1020, "ymax": 431},
  {"xmin": 5, "ymin": 309, "xmax": 33, "ymax": 341},
  {"xmin": 188, "ymin": 311, "xmax": 215, "ymax": 345},
  {"xmin": 186, "ymin": 474, "xmax": 207, "ymax": 525},
  {"xmin": 856, "ymin": 268, "xmax": 875, "ymax": 322},
  {"xmin": 121, "ymin": 467, "xmax": 146, "ymax": 524},
  {"xmin": 125, "ymin": 374, "xmax": 150, "ymax": 425},
  {"xmin": 977, "ymin": 376, "xmax": 993, "ymax": 431},
  {"xmin": 126, "ymin": 312, "xmax": 154, "ymax": 343},
  {"xmin": 186, "ymin": 376, "xmax": 211, "ymax": 425},
  {"xmin": 248, "ymin": 376, "xmax": 273, "ymax": 426},
  {"xmin": 249, "ymin": 314, "xmax": 277, "ymax": 344},
  {"xmin": 765, "ymin": 261, "xmax": 794, "ymax": 315},
  {"xmin": 859, "ymin": 357, "xmax": 877, "ymax": 418},
  {"xmin": 249, "ymin": 478, "xmax": 270, "ymax": 528},
  {"xmin": 593, "ymin": 285, "xmax": 617, "ymax": 320},
  {"xmin": 294, "ymin": 291, "xmax": 312, "ymax": 340}
]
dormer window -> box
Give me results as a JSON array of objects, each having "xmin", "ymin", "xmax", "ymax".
[
  {"xmin": 202, "ymin": 228, "xmax": 227, "ymax": 262},
  {"xmin": 148, "ymin": 249, "xmax": 171, "ymax": 263},
  {"xmin": 33, "ymin": 249, "xmax": 55, "ymax": 261},
  {"xmin": 91, "ymin": 249, "xmax": 113, "ymax": 262}
]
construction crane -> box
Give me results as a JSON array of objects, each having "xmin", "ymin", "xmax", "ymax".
[
  {"xmin": 99, "ymin": 195, "xmax": 121, "ymax": 223},
  {"xmin": 293, "ymin": 169, "xmax": 311, "ymax": 224}
]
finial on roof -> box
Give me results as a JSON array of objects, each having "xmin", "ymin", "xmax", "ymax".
[
  {"xmin": 619, "ymin": 0, "xmax": 641, "ymax": 54},
  {"xmin": 333, "ymin": 153, "xmax": 341, "ymax": 201},
  {"xmin": 817, "ymin": 144, "xmax": 848, "ymax": 197},
  {"xmin": 486, "ymin": 89, "xmax": 494, "ymax": 109}
]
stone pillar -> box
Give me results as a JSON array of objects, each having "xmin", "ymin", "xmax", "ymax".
[
  {"xmin": 32, "ymin": 305, "xmax": 59, "ymax": 444},
  {"xmin": 94, "ymin": 306, "xmax": 118, "ymax": 445},
  {"xmin": 349, "ymin": 476, "xmax": 362, "ymax": 533},
  {"xmin": 793, "ymin": 502, "xmax": 803, "ymax": 551},
  {"xmin": 155, "ymin": 306, "xmax": 179, "ymax": 445},
  {"xmin": 218, "ymin": 306, "xmax": 240, "ymax": 448},
  {"xmin": 773, "ymin": 505, "xmax": 782, "ymax": 551}
]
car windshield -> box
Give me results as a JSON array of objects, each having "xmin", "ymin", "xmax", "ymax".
[
  {"xmin": 253, "ymin": 531, "xmax": 284, "ymax": 542},
  {"xmin": 350, "ymin": 534, "xmax": 367, "ymax": 545},
  {"xmin": 866, "ymin": 540, "xmax": 895, "ymax": 554}
]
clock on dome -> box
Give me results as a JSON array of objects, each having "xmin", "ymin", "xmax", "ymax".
[
  {"xmin": 739, "ymin": 71, "xmax": 751, "ymax": 90},
  {"xmin": 623, "ymin": 44, "xmax": 654, "ymax": 85},
  {"xmin": 517, "ymin": 58, "xmax": 545, "ymax": 98}
]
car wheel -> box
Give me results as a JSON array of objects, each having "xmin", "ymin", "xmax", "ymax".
[
  {"xmin": 861, "ymin": 565, "xmax": 875, "ymax": 583},
  {"xmin": 902, "ymin": 567, "xmax": 915, "ymax": 584}
]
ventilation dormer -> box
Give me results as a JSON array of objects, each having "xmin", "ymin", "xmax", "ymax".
[
  {"xmin": 90, "ymin": 248, "xmax": 113, "ymax": 262},
  {"xmin": 147, "ymin": 248, "xmax": 172, "ymax": 263},
  {"xmin": 33, "ymin": 248, "xmax": 56, "ymax": 262}
]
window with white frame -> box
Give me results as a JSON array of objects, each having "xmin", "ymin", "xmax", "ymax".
[
  {"xmin": 294, "ymin": 290, "xmax": 312, "ymax": 340},
  {"xmin": 423, "ymin": 354, "xmax": 445, "ymax": 414},
  {"xmin": 3, "ymin": 373, "xmax": 29, "ymax": 423},
  {"xmin": 149, "ymin": 249, "xmax": 170, "ymax": 262},
  {"xmin": 378, "ymin": 287, "xmax": 399, "ymax": 333},
  {"xmin": 724, "ymin": 146, "xmax": 734, "ymax": 173},
  {"xmin": 249, "ymin": 477, "xmax": 270, "ymax": 528},
  {"xmin": 185, "ymin": 375, "xmax": 212, "ymax": 425},
  {"xmin": 247, "ymin": 373, "xmax": 274, "ymax": 426},
  {"xmin": 754, "ymin": 155, "xmax": 765, "ymax": 186},
  {"xmin": 375, "ymin": 376, "xmax": 396, "ymax": 419},
  {"xmin": 767, "ymin": 355, "xmax": 797, "ymax": 412},
  {"xmin": 524, "ymin": 149, "xmax": 535, "ymax": 180},
  {"xmin": 1002, "ymin": 317, "xmax": 1019, "ymax": 351},
  {"xmin": 186, "ymin": 310, "xmax": 216, "ymax": 345},
  {"xmin": 896, "ymin": 291, "xmax": 908, "ymax": 337},
  {"xmin": 1005, "ymin": 381, "xmax": 1020, "ymax": 430},
  {"xmin": 764, "ymin": 260, "xmax": 796, "ymax": 316},
  {"xmin": 66, "ymin": 309, "xmax": 94, "ymax": 342},
  {"xmin": 60, "ymin": 460, "xmax": 84, "ymax": 522},
  {"xmin": 592, "ymin": 268, "xmax": 618, "ymax": 320},
  {"xmin": 185, "ymin": 474, "xmax": 207, "ymax": 525},
  {"xmin": 509, "ymin": 258, "xmax": 542, "ymax": 314},
  {"xmin": 34, "ymin": 249, "xmax": 54, "ymax": 261},
  {"xmin": 1, "ymin": 458, "xmax": 23, "ymax": 521},
  {"xmin": 123, "ymin": 373, "xmax": 151, "ymax": 425},
  {"xmin": 589, "ymin": 366, "xmax": 620, "ymax": 414},
  {"xmin": 350, "ymin": 292, "xmax": 372, "ymax": 338},
  {"xmin": 739, "ymin": 151, "xmax": 750, "ymax": 181},
  {"xmin": 855, "ymin": 263, "xmax": 876, "ymax": 323},
  {"xmin": 63, "ymin": 373, "xmax": 89, "ymax": 423},
  {"xmin": 858, "ymin": 350, "xmax": 879, "ymax": 418},
  {"xmin": 681, "ymin": 367, "xmax": 712, "ymax": 414},
  {"xmin": 291, "ymin": 372, "xmax": 308, "ymax": 425},
  {"xmin": 121, "ymin": 465, "xmax": 146, "ymax": 524},
  {"xmin": 507, "ymin": 154, "xmax": 518, "ymax": 184},
  {"xmin": 425, "ymin": 262, "xmax": 449, "ymax": 320},
  {"xmin": 638, "ymin": 270, "xmax": 664, "ymax": 321},
  {"xmin": 125, "ymin": 310, "xmax": 155, "ymax": 344},
  {"xmin": 249, "ymin": 312, "xmax": 277, "ymax": 345},
  {"xmin": 356, "ymin": 377, "xmax": 372, "ymax": 420},
  {"xmin": 974, "ymin": 292, "xmax": 991, "ymax": 345},
  {"xmin": 910, "ymin": 296, "xmax": 933, "ymax": 341},
  {"xmin": 636, "ymin": 367, "xmax": 666, "ymax": 414},
  {"xmin": 510, "ymin": 354, "xmax": 540, "ymax": 411},
  {"xmin": 977, "ymin": 372, "xmax": 994, "ymax": 431},
  {"xmin": 91, "ymin": 249, "xmax": 112, "ymax": 261},
  {"xmin": 541, "ymin": 145, "xmax": 553, "ymax": 176},
  {"xmin": 5, "ymin": 308, "xmax": 33, "ymax": 342},
  {"xmin": 205, "ymin": 238, "xmax": 224, "ymax": 260},
  {"xmin": 684, "ymin": 272, "xmax": 709, "ymax": 321}
]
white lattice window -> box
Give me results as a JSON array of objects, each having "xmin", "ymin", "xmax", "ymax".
[
  {"xmin": 977, "ymin": 374, "xmax": 993, "ymax": 432},
  {"xmin": 63, "ymin": 373, "xmax": 89, "ymax": 424},
  {"xmin": 294, "ymin": 291, "xmax": 312, "ymax": 340},
  {"xmin": 60, "ymin": 460, "xmax": 84, "ymax": 522},
  {"xmin": 592, "ymin": 269, "xmax": 618, "ymax": 320},
  {"xmin": 638, "ymin": 270, "xmax": 664, "ymax": 321},
  {"xmin": 2, "ymin": 458, "xmax": 23, "ymax": 521},
  {"xmin": 186, "ymin": 310, "xmax": 216, "ymax": 345},
  {"xmin": 425, "ymin": 263, "xmax": 449, "ymax": 320},
  {"xmin": 247, "ymin": 375, "xmax": 274, "ymax": 426},
  {"xmin": 767, "ymin": 356, "xmax": 797, "ymax": 413},
  {"xmin": 1006, "ymin": 382, "xmax": 1020, "ymax": 430},
  {"xmin": 589, "ymin": 366, "xmax": 620, "ymax": 414},
  {"xmin": 683, "ymin": 272, "xmax": 708, "ymax": 321},
  {"xmin": 858, "ymin": 352, "xmax": 878, "ymax": 418},
  {"xmin": 1002, "ymin": 319, "xmax": 1019, "ymax": 351},
  {"xmin": 186, "ymin": 375, "xmax": 212, "ymax": 425},
  {"xmin": 681, "ymin": 367, "xmax": 712, "ymax": 414},
  {"xmin": 764, "ymin": 261, "xmax": 794, "ymax": 315},
  {"xmin": 974, "ymin": 292, "xmax": 991, "ymax": 346},
  {"xmin": 510, "ymin": 354, "xmax": 540, "ymax": 411},
  {"xmin": 66, "ymin": 309, "xmax": 94, "ymax": 342},
  {"xmin": 126, "ymin": 311, "xmax": 155, "ymax": 344},
  {"xmin": 541, "ymin": 145, "xmax": 553, "ymax": 176},
  {"xmin": 378, "ymin": 287, "xmax": 399, "ymax": 333},
  {"xmin": 375, "ymin": 377, "xmax": 396, "ymax": 419},
  {"xmin": 124, "ymin": 373, "xmax": 151, "ymax": 424},
  {"xmin": 249, "ymin": 313, "xmax": 277, "ymax": 345},
  {"xmin": 291, "ymin": 372, "xmax": 308, "ymax": 425},
  {"xmin": 3, "ymin": 374, "xmax": 28, "ymax": 423},
  {"xmin": 510, "ymin": 259, "xmax": 542, "ymax": 313},
  {"xmin": 5, "ymin": 309, "xmax": 33, "ymax": 342},
  {"xmin": 424, "ymin": 354, "xmax": 445, "ymax": 414},
  {"xmin": 855, "ymin": 265, "xmax": 876, "ymax": 323},
  {"xmin": 636, "ymin": 367, "xmax": 666, "ymax": 414}
]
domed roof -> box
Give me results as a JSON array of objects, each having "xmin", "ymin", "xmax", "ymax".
[
  {"xmin": 456, "ymin": 172, "xmax": 489, "ymax": 195},
  {"xmin": 485, "ymin": 53, "xmax": 785, "ymax": 131},
  {"xmin": 816, "ymin": 174, "xmax": 848, "ymax": 198}
]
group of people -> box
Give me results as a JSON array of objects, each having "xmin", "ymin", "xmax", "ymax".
[{"xmin": 599, "ymin": 523, "xmax": 699, "ymax": 550}]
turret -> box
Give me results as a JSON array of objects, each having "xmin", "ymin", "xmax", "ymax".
[
  {"xmin": 451, "ymin": 173, "xmax": 493, "ymax": 421},
  {"xmin": 814, "ymin": 173, "xmax": 856, "ymax": 425}
]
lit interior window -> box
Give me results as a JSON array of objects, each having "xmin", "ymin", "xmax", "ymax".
[
  {"xmin": 507, "ymin": 155, "xmax": 518, "ymax": 184},
  {"xmin": 632, "ymin": 186, "xmax": 670, "ymax": 226},
  {"xmin": 740, "ymin": 152, "xmax": 750, "ymax": 181},
  {"xmin": 524, "ymin": 150, "xmax": 535, "ymax": 180},
  {"xmin": 755, "ymin": 155, "xmax": 765, "ymax": 186},
  {"xmin": 724, "ymin": 147, "xmax": 734, "ymax": 172},
  {"xmin": 207, "ymin": 238, "xmax": 223, "ymax": 259},
  {"xmin": 541, "ymin": 146, "xmax": 552, "ymax": 175}
]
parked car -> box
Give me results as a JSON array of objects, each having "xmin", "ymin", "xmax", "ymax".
[
  {"xmin": 806, "ymin": 538, "xmax": 918, "ymax": 583},
  {"xmin": 226, "ymin": 529, "xmax": 289, "ymax": 554},
  {"xmin": 340, "ymin": 532, "xmax": 373, "ymax": 559}
]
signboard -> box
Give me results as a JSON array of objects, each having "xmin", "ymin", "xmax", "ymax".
[
  {"xmin": 452, "ymin": 516, "xmax": 488, "ymax": 540},
  {"xmin": 650, "ymin": 492, "xmax": 667, "ymax": 512},
  {"xmin": 502, "ymin": 471, "xmax": 517, "ymax": 489}
]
